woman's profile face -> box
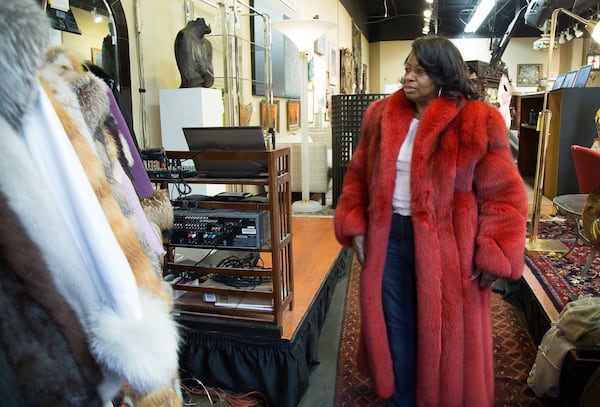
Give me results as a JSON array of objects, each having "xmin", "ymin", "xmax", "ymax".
[{"xmin": 401, "ymin": 53, "xmax": 438, "ymax": 106}]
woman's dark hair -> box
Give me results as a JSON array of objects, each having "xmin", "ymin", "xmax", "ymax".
[{"xmin": 410, "ymin": 35, "xmax": 480, "ymax": 101}]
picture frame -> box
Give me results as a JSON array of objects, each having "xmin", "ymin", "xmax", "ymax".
[
  {"xmin": 260, "ymin": 100, "xmax": 280, "ymax": 133},
  {"xmin": 573, "ymin": 64, "xmax": 592, "ymax": 88},
  {"xmin": 287, "ymin": 100, "xmax": 300, "ymax": 131},
  {"xmin": 516, "ymin": 64, "xmax": 542, "ymax": 87},
  {"xmin": 91, "ymin": 47, "xmax": 102, "ymax": 66},
  {"xmin": 328, "ymin": 43, "xmax": 338, "ymax": 87},
  {"xmin": 552, "ymin": 73, "xmax": 566, "ymax": 90},
  {"xmin": 251, "ymin": 0, "xmax": 301, "ymax": 98},
  {"xmin": 314, "ymin": 35, "xmax": 326, "ymax": 56},
  {"xmin": 562, "ymin": 70, "xmax": 578, "ymax": 88}
]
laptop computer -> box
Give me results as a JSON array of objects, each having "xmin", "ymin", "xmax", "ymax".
[{"xmin": 183, "ymin": 126, "xmax": 268, "ymax": 178}]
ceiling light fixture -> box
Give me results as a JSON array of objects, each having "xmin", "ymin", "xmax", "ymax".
[
  {"xmin": 574, "ymin": 24, "xmax": 584, "ymax": 37},
  {"xmin": 464, "ymin": 0, "xmax": 495, "ymax": 33},
  {"xmin": 92, "ymin": 7, "xmax": 103, "ymax": 23},
  {"xmin": 565, "ymin": 29, "xmax": 574, "ymax": 41},
  {"xmin": 558, "ymin": 31, "xmax": 566, "ymax": 44}
]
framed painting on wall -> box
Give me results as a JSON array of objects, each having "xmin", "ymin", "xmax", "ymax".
[
  {"xmin": 314, "ymin": 35, "xmax": 326, "ymax": 56},
  {"xmin": 328, "ymin": 43, "xmax": 338, "ymax": 87},
  {"xmin": 260, "ymin": 100, "xmax": 280, "ymax": 132},
  {"xmin": 251, "ymin": 0, "xmax": 301, "ymax": 98},
  {"xmin": 516, "ymin": 64, "xmax": 542, "ymax": 87},
  {"xmin": 91, "ymin": 47, "xmax": 102, "ymax": 65},
  {"xmin": 287, "ymin": 100, "xmax": 300, "ymax": 131}
]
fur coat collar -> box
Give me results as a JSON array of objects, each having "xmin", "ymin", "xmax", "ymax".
[{"xmin": 335, "ymin": 90, "xmax": 528, "ymax": 406}]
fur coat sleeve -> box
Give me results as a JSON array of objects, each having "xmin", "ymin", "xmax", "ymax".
[{"xmin": 334, "ymin": 90, "xmax": 528, "ymax": 406}]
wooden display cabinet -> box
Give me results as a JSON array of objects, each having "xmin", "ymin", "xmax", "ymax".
[{"xmin": 511, "ymin": 92, "xmax": 544, "ymax": 177}]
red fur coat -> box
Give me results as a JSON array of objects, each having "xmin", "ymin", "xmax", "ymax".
[{"xmin": 334, "ymin": 90, "xmax": 528, "ymax": 406}]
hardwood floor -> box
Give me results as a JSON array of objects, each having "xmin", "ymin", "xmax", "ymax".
[{"xmin": 281, "ymin": 216, "xmax": 341, "ymax": 339}]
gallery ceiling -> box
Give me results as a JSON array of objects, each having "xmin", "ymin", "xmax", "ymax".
[{"xmin": 344, "ymin": 0, "xmax": 599, "ymax": 42}]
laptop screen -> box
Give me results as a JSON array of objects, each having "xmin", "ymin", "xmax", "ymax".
[{"xmin": 183, "ymin": 126, "xmax": 268, "ymax": 178}]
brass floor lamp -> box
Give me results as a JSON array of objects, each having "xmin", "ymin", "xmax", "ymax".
[{"xmin": 526, "ymin": 8, "xmax": 600, "ymax": 253}]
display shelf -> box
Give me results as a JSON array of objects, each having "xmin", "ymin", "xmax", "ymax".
[
  {"xmin": 155, "ymin": 148, "xmax": 293, "ymax": 331},
  {"xmin": 511, "ymin": 92, "xmax": 544, "ymax": 176}
]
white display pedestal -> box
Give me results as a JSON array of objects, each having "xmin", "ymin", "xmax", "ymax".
[
  {"xmin": 159, "ymin": 88, "xmax": 224, "ymax": 150},
  {"xmin": 159, "ymin": 88, "xmax": 224, "ymax": 195}
]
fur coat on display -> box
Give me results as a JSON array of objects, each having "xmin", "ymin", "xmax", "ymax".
[
  {"xmin": 39, "ymin": 58, "xmax": 182, "ymax": 404},
  {"xmin": 0, "ymin": 2, "xmax": 102, "ymax": 403},
  {"xmin": 0, "ymin": 191, "xmax": 104, "ymax": 406},
  {"xmin": 40, "ymin": 48, "xmax": 167, "ymax": 283},
  {"xmin": 334, "ymin": 90, "xmax": 529, "ymax": 406},
  {"xmin": 0, "ymin": 1, "xmax": 181, "ymax": 405}
]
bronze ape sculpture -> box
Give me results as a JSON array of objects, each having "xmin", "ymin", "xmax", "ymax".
[{"xmin": 174, "ymin": 18, "xmax": 214, "ymax": 88}]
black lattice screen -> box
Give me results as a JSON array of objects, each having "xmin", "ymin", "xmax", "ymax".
[{"xmin": 331, "ymin": 94, "xmax": 386, "ymax": 208}]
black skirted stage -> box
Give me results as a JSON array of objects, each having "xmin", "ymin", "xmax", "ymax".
[{"xmin": 177, "ymin": 246, "xmax": 353, "ymax": 407}]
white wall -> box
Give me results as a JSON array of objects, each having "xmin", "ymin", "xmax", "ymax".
[{"xmin": 369, "ymin": 35, "xmax": 589, "ymax": 94}]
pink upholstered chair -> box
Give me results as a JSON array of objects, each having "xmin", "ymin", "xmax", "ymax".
[{"xmin": 571, "ymin": 145, "xmax": 600, "ymax": 194}]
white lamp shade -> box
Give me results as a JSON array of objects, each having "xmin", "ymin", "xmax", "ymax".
[
  {"xmin": 589, "ymin": 22, "xmax": 600, "ymax": 43},
  {"xmin": 272, "ymin": 19, "xmax": 335, "ymax": 53}
]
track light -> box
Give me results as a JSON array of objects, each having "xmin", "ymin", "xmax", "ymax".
[
  {"xmin": 91, "ymin": 7, "xmax": 103, "ymax": 23},
  {"xmin": 565, "ymin": 29, "xmax": 574, "ymax": 41},
  {"xmin": 464, "ymin": 0, "xmax": 495, "ymax": 33},
  {"xmin": 574, "ymin": 24, "xmax": 584, "ymax": 38},
  {"xmin": 558, "ymin": 31, "xmax": 566, "ymax": 44}
]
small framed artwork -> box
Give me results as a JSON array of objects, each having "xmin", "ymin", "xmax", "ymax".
[
  {"xmin": 562, "ymin": 70, "xmax": 578, "ymax": 88},
  {"xmin": 287, "ymin": 100, "xmax": 300, "ymax": 131},
  {"xmin": 91, "ymin": 47, "xmax": 102, "ymax": 66},
  {"xmin": 573, "ymin": 64, "xmax": 592, "ymax": 88},
  {"xmin": 260, "ymin": 100, "xmax": 280, "ymax": 132},
  {"xmin": 552, "ymin": 73, "xmax": 566, "ymax": 90},
  {"xmin": 516, "ymin": 64, "xmax": 542, "ymax": 87},
  {"xmin": 314, "ymin": 35, "xmax": 326, "ymax": 56},
  {"xmin": 328, "ymin": 43, "xmax": 338, "ymax": 87}
]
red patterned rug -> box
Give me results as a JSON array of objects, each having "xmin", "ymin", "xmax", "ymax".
[
  {"xmin": 334, "ymin": 259, "xmax": 560, "ymax": 406},
  {"xmin": 526, "ymin": 220, "xmax": 600, "ymax": 312}
]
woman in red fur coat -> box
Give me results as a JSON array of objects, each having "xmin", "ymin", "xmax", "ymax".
[{"xmin": 334, "ymin": 36, "xmax": 528, "ymax": 406}]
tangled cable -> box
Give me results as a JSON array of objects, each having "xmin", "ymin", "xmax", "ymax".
[{"xmin": 181, "ymin": 376, "xmax": 269, "ymax": 407}]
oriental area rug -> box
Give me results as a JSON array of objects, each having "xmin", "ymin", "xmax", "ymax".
[
  {"xmin": 526, "ymin": 220, "xmax": 600, "ymax": 312},
  {"xmin": 333, "ymin": 258, "xmax": 562, "ymax": 407}
]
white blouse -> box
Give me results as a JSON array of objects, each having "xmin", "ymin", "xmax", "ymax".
[{"xmin": 392, "ymin": 118, "xmax": 419, "ymax": 215}]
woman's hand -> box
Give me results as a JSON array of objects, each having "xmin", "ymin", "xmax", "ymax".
[
  {"xmin": 471, "ymin": 269, "xmax": 498, "ymax": 289},
  {"xmin": 352, "ymin": 234, "xmax": 367, "ymax": 267}
]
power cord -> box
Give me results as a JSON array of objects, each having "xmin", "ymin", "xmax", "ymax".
[
  {"xmin": 180, "ymin": 376, "xmax": 269, "ymax": 407},
  {"xmin": 211, "ymin": 253, "xmax": 272, "ymax": 288}
]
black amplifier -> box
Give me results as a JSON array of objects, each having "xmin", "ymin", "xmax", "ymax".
[{"xmin": 170, "ymin": 208, "xmax": 270, "ymax": 249}]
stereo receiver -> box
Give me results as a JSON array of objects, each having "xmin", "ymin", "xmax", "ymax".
[{"xmin": 170, "ymin": 208, "xmax": 270, "ymax": 249}]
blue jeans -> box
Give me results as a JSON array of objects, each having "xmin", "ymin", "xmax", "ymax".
[{"xmin": 382, "ymin": 214, "xmax": 417, "ymax": 406}]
